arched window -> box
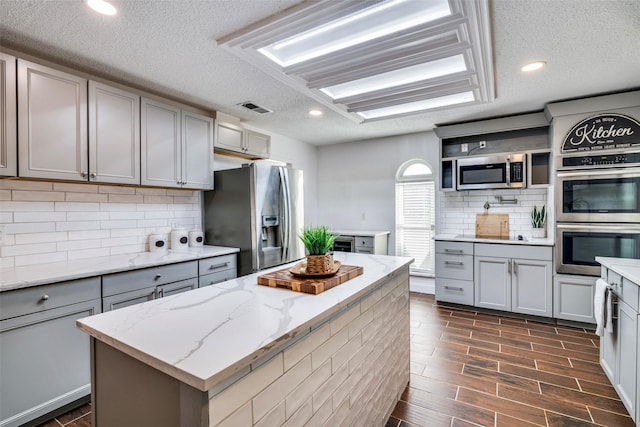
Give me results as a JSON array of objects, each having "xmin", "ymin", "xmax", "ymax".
[{"xmin": 395, "ymin": 159, "xmax": 435, "ymax": 276}]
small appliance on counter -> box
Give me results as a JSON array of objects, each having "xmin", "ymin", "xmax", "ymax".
[
  {"xmin": 189, "ymin": 230, "xmax": 204, "ymax": 247},
  {"xmin": 149, "ymin": 233, "xmax": 168, "ymax": 252},
  {"xmin": 170, "ymin": 228, "xmax": 189, "ymax": 251}
]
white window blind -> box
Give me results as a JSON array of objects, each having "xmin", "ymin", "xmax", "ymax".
[{"xmin": 395, "ymin": 160, "xmax": 435, "ymax": 276}]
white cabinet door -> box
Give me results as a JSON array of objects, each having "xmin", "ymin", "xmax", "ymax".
[
  {"xmin": 141, "ymin": 97, "xmax": 181, "ymax": 188},
  {"xmin": 244, "ymin": 129, "xmax": 270, "ymax": 158},
  {"xmin": 512, "ymin": 258, "xmax": 552, "ymax": 317},
  {"xmin": 182, "ymin": 110, "xmax": 213, "ymax": 189},
  {"xmin": 89, "ymin": 81, "xmax": 140, "ymax": 185},
  {"xmin": 553, "ymin": 274, "xmax": 596, "ymax": 323},
  {"xmin": 0, "ymin": 52, "xmax": 17, "ymax": 177},
  {"xmin": 474, "ymin": 256, "xmax": 511, "ymax": 311},
  {"xmin": 18, "ymin": 59, "xmax": 87, "ymax": 181},
  {"xmin": 616, "ymin": 300, "xmax": 638, "ymax": 420},
  {"xmin": 215, "ymin": 121, "xmax": 243, "ymax": 152}
]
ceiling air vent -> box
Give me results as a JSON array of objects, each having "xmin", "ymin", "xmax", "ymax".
[{"xmin": 239, "ymin": 102, "xmax": 272, "ymax": 114}]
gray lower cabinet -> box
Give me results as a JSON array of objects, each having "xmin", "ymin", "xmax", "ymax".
[
  {"xmin": 553, "ymin": 274, "xmax": 596, "ymax": 323},
  {"xmin": 0, "ymin": 277, "xmax": 101, "ymax": 427},
  {"xmin": 600, "ymin": 265, "xmax": 639, "ymax": 426},
  {"xmin": 474, "ymin": 244, "xmax": 553, "ymax": 317},
  {"xmin": 102, "ymin": 261, "xmax": 198, "ymax": 312},
  {"xmin": 435, "ymin": 241, "xmax": 474, "ymax": 305},
  {"xmin": 198, "ymin": 254, "xmax": 237, "ymax": 287},
  {"xmin": 354, "ymin": 235, "xmax": 388, "ymax": 255}
]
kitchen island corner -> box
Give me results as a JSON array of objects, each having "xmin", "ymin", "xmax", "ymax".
[{"xmin": 77, "ymin": 253, "xmax": 412, "ymax": 427}]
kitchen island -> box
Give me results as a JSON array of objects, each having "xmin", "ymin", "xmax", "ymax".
[{"xmin": 77, "ymin": 252, "xmax": 412, "ymax": 427}]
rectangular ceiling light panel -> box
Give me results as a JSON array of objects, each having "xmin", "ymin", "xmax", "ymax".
[
  {"xmin": 320, "ymin": 54, "xmax": 467, "ymax": 100},
  {"xmin": 356, "ymin": 91, "xmax": 476, "ymax": 120},
  {"xmin": 258, "ymin": 0, "xmax": 452, "ymax": 67}
]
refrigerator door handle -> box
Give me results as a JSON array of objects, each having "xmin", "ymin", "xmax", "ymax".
[{"xmin": 279, "ymin": 167, "xmax": 290, "ymax": 263}]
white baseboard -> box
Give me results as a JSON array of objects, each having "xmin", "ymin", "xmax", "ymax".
[{"xmin": 410, "ymin": 276, "xmax": 434, "ymax": 295}]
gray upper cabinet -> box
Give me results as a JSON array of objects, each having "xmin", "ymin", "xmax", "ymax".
[
  {"xmin": 214, "ymin": 121, "xmax": 270, "ymax": 159},
  {"xmin": 244, "ymin": 129, "xmax": 271, "ymax": 158},
  {"xmin": 182, "ymin": 110, "xmax": 214, "ymax": 189},
  {"xmin": 141, "ymin": 97, "xmax": 213, "ymax": 189},
  {"xmin": 89, "ymin": 81, "xmax": 140, "ymax": 185},
  {"xmin": 18, "ymin": 59, "xmax": 88, "ymax": 181},
  {"xmin": 0, "ymin": 52, "xmax": 17, "ymax": 177}
]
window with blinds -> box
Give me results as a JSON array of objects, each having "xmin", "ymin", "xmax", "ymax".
[{"xmin": 395, "ymin": 159, "xmax": 435, "ymax": 276}]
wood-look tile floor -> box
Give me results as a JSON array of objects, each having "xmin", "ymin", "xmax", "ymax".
[
  {"xmin": 388, "ymin": 293, "xmax": 634, "ymax": 427},
  {"xmin": 38, "ymin": 293, "xmax": 633, "ymax": 427}
]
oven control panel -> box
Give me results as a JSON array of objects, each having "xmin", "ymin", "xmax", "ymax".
[{"xmin": 562, "ymin": 152, "xmax": 640, "ymax": 168}]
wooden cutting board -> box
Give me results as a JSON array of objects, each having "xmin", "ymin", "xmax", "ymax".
[
  {"xmin": 476, "ymin": 213, "xmax": 509, "ymax": 238},
  {"xmin": 257, "ymin": 264, "xmax": 363, "ymax": 295}
]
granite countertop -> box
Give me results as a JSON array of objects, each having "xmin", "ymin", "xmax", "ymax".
[
  {"xmin": 76, "ymin": 252, "xmax": 413, "ymax": 392},
  {"xmin": 596, "ymin": 256, "xmax": 640, "ymax": 284},
  {"xmin": 331, "ymin": 229, "xmax": 390, "ymax": 237},
  {"xmin": 0, "ymin": 246, "xmax": 239, "ymax": 292},
  {"xmin": 435, "ymin": 233, "xmax": 554, "ymax": 246}
]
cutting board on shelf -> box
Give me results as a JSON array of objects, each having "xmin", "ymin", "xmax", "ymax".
[
  {"xmin": 476, "ymin": 213, "xmax": 509, "ymax": 238},
  {"xmin": 257, "ymin": 264, "xmax": 363, "ymax": 295}
]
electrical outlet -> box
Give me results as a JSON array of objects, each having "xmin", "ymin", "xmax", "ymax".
[
  {"xmin": 0, "ymin": 225, "xmax": 5, "ymax": 245},
  {"xmin": 461, "ymin": 143, "xmax": 468, "ymax": 152},
  {"xmin": 479, "ymin": 141, "xmax": 486, "ymax": 148}
]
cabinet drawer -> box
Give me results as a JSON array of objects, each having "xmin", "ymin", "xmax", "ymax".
[
  {"xmin": 435, "ymin": 278, "xmax": 474, "ymax": 305},
  {"xmin": 199, "ymin": 270, "xmax": 237, "ymax": 288},
  {"xmin": 355, "ymin": 237, "xmax": 374, "ymax": 249},
  {"xmin": 198, "ymin": 254, "xmax": 237, "ymax": 276},
  {"xmin": 475, "ymin": 243, "xmax": 552, "ymax": 261},
  {"xmin": 435, "ymin": 254, "xmax": 473, "ymax": 281},
  {"xmin": 0, "ymin": 277, "xmax": 101, "ymax": 320},
  {"xmin": 607, "ymin": 271, "xmax": 640, "ymax": 311},
  {"xmin": 102, "ymin": 261, "xmax": 198, "ymax": 297},
  {"xmin": 435, "ymin": 241, "xmax": 473, "ymax": 256}
]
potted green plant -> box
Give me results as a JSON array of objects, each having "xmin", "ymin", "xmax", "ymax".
[
  {"xmin": 299, "ymin": 225, "xmax": 338, "ymax": 274},
  {"xmin": 531, "ymin": 205, "xmax": 546, "ymax": 238}
]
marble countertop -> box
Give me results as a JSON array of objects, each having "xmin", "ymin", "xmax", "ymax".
[
  {"xmin": 331, "ymin": 229, "xmax": 390, "ymax": 237},
  {"xmin": 435, "ymin": 233, "xmax": 554, "ymax": 246},
  {"xmin": 0, "ymin": 246, "xmax": 239, "ymax": 292},
  {"xmin": 596, "ymin": 256, "xmax": 640, "ymax": 284},
  {"xmin": 77, "ymin": 252, "xmax": 413, "ymax": 392}
]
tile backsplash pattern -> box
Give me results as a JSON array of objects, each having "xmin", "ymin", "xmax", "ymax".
[
  {"xmin": 439, "ymin": 187, "xmax": 550, "ymax": 237},
  {"xmin": 0, "ymin": 180, "xmax": 201, "ymax": 268}
]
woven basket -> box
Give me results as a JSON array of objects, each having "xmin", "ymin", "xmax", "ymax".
[{"xmin": 306, "ymin": 253, "xmax": 333, "ymax": 274}]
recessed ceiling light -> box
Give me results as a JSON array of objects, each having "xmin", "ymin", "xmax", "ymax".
[
  {"xmin": 308, "ymin": 109, "xmax": 323, "ymax": 116},
  {"xmin": 87, "ymin": 0, "xmax": 117, "ymax": 16},
  {"xmin": 521, "ymin": 61, "xmax": 545, "ymax": 72}
]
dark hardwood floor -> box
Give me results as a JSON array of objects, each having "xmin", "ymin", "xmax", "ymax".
[{"xmin": 39, "ymin": 293, "xmax": 633, "ymax": 427}]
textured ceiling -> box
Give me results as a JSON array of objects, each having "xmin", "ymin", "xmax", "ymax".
[{"xmin": 1, "ymin": 0, "xmax": 639, "ymax": 145}]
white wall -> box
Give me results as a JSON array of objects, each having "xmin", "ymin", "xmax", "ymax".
[{"xmin": 316, "ymin": 131, "xmax": 440, "ymax": 255}]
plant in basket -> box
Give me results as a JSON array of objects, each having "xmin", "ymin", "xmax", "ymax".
[{"xmin": 299, "ymin": 225, "xmax": 339, "ymax": 274}]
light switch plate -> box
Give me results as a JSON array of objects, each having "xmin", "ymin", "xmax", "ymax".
[{"xmin": 0, "ymin": 225, "xmax": 5, "ymax": 245}]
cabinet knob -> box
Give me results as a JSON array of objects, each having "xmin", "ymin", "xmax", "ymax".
[
  {"xmin": 90, "ymin": 172, "xmax": 97, "ymax": 179},
  {"xmin": 154, "ymin": 274, "xmax": 162, "ymax": 280},
  {"xmin": 80, "ymin": 171, "xmax": 88, "ymax": 178},
  {"xmin": 41, "ymin": 294, "xmax": 49, "ymax": 301}
]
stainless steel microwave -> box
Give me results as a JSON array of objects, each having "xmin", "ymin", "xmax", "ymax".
[{"xmin": 457, "ymin": 153, "xmax": 526, "ymax": 190}]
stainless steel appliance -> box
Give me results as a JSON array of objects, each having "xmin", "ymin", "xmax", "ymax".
[
  {"xmin": 555, "ymin": 150, "xmax": 640, "ymax": 275},
  {"xmin": 333, "ymin": 236, "xmax": 355, "ymax": 252},
  {"xmin": 556, "ymin": 223, "xmax": 640, "ymax": 275},
  {"xmin": 456, "ymin": 153, "xmax": 526, "ymax": 190},
  {"xmin": 202, "ymin": 163, "xmax": 304, "ymax": 276}
]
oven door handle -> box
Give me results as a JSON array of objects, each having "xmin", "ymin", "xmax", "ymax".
[{"xmin": 557, "ymin": 167, "xmax": 640, "ymax": 179}]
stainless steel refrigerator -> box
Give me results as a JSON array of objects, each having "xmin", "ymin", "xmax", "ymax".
[{"xmin": 202, "ymin": 162, "xmax": 304, "ymax": 276}]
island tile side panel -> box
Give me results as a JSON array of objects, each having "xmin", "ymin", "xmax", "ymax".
[{"xmin": 208, "ymin": 267, "xmax": 410, "ymax": 426}]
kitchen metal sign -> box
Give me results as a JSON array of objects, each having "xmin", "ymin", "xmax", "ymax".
[{"xmin": 561, "ymin": 113, "xmax": 640, "ymax": 153}]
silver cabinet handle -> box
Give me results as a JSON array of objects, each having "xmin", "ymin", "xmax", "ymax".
[
  {"xmin": 513, "ymin": 260, "xmax": 517, "ymax": 276},
  {"xmin": 80, "ymin": 171, "xmax": 88, "ymax": 178},
  {"xmin": 90, "ymin": 172, "xmax": 97, "ymax": 179},
  {"xmin": 444, "ymin": 286, "xmax": 464, "ymax": 291},
  {"xmin": 444, "ymin": 249, "xmax": 464, "ymax": 254},
  {"xmin": 41, "ymin": 294, "xmax": 49, "ymax": 301},
  {"xmin": 209, "ymin": 262, "xmax": 229, "ymax": 270},
  {"xmin": 445, "ymin": 261, "xmax": 464, "ymax": 266},
  {"xmin": 508, "ymin": 259, "xmax": 512, "ymax": 274}
]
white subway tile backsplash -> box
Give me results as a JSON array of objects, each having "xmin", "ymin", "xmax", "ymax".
[{"xmin": 0, "ymin": 181, "xmax": 202, "ymax": 267}]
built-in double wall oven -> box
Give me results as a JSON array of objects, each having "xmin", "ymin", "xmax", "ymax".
[{"xmin": 556, "ymin": 151, "xmax": 640, "ymax": 275}]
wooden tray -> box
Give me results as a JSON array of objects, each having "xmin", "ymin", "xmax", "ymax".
[
  {"xmin": 257, "ymin": 264, "xmax": 363, "ymax": 295},
  {"xmin": 476, "ymin": 213, "xmax": 509, "ymax": 239}
]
